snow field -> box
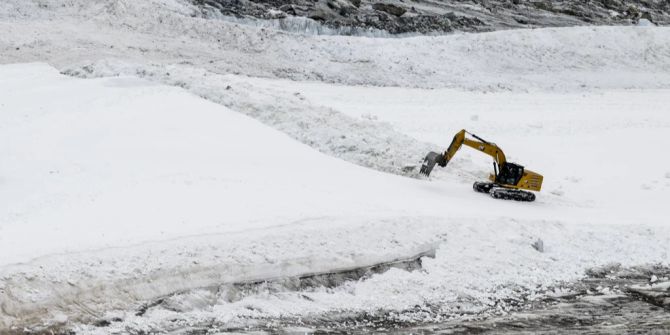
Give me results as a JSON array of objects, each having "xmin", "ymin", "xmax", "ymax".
[
  {"xmin": 1, "ymin": 63, "xmax": 669, "ymax": 332},
  {"xmin": 1, "ymin": 0, "xmax": 670, "ymax": 331}
]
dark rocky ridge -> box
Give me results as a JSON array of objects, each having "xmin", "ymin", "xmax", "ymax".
[{"xmin": 194, "ymin": 0, "xmax": 670, "ymax": 35}]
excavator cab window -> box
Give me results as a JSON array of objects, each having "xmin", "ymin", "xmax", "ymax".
[{"xmin": 496, "ymin": 162, "xmax": 524, "ymax": 186}]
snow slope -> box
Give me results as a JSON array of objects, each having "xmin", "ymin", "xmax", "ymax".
[
  {"xmin": 1, "ymin": 63, "xmax": 669, "ymax": 332},
  {"xmin": 248, "ymin": 77, "xmax": 670, "ymax": 223},
  {"xmin": 1, "ymin": 0, "xmax": 670, "ymax": 91},
  {"xmin": 2, "ymin": 0, "xmax": 670, "ymax": 179},
  {"xmin": 0, "ymin": 63, "xmax": 443, "ymax": 265}
]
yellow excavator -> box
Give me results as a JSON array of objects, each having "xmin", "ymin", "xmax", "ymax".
[{"xmin": 420, "ymin": 129, "xmax": 543, "ymax": 202}]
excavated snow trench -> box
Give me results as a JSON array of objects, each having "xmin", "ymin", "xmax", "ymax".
[
  {"xmin": 29, "ymin": 264, "xmax": 666, "ymax": 334},
  {"xmin": 0, "ymin": 215, "xmax": 447, "ymax": 334},
  {"xmin": 109, "ymin": 265, "xmax": 669, "ymax": 334},
  {"xmin": 27, "ymin": 251, "xmax": 433, "ymax": 334}
]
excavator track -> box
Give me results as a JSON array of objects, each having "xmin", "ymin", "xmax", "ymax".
[
  {"xmin": 473, "ymin": 182, "xmax": 536, "ymax": 202},
  {"xmin": 490, "ymin": 186, "xmax": 536, "ymax": 202},
  {"xmin": 473, "ymin": 181, "xmax": 494, "ymax": 193}
]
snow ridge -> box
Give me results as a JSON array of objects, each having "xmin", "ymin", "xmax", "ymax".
[
  {"xmin": 60, "ymin": 60, "xmax": 457, "ymax": 178},
  {"xmin": 2, "ymin": 0, "xmax": 670, "ymax": 90}
]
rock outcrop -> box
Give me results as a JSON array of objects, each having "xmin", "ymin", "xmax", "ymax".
[{"xmin": 194, "ymin": 0, "xmax": 669, "ymax": 35}]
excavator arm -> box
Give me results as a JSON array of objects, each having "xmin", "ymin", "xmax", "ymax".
[{"xmin": 420, "ymin": 129, "xmax": 505, "ymax": 176}]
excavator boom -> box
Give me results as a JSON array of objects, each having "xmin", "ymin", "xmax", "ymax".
[
  {"xmin": 420, "ymin": 130, "xmax": 505, "ymax": 175},
  {"xmin": 420, "ymin": 129, "xmax": 543, "ymax": 202}
]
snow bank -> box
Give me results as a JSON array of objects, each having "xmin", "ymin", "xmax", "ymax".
[
  {"xmin": 1, "ymin": 0, "xmax": 669, "ymax": 91},
  {"xmin": 1, "ymin": 214, "xmax": 442, "ymax": 331},
  {"xmin": 72, "ymin": 219, "xmax": 670, "ymax": 334}
]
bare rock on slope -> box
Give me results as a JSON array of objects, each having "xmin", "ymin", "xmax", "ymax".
[{"xmin": 194, "ymin": 0, "xmax": 670, "ymax": 35}]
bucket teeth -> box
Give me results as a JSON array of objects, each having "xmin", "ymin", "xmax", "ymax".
[{"xmin": 420, "ymin": 151, "xmax": 444, "ymax": 176}]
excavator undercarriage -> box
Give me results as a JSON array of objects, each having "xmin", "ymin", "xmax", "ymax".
[
  {"xmin": 420, "ymin": 129, "xmax": 542, "ymax": 202},
  {"xmin": 473, "ymin": 182, "xmax": 536, "ymax": 202}
]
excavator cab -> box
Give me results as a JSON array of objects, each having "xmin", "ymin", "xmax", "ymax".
[{"xmin": 494, "ymin": 162, "xmax": 524, "ymax": 186}]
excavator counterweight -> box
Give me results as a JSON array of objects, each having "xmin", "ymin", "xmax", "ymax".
[{"xmin": 420, "ymin": 129, "xmax": 543, "ymax": 202}]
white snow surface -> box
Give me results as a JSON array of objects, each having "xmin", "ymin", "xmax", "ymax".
[
  {"xmin": 2, "ymin": 62, "xmax": 669, "ymax": 333},
  {"xmin": 1, "ymin": 0, "xmax": 670, "ymax": 332}
]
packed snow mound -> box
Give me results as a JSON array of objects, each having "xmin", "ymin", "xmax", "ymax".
[{"xmin": 1, "ymin": 0, "xmax": 670, "ymax": 90}]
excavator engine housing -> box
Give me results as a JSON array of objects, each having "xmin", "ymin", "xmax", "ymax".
[{"xmin": 491, "ymin": 162, "xmax": 543, "ymax": 192}]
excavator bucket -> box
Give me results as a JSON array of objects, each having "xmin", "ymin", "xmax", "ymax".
[{"xmin": 419, "ymin": 151, "xmax": 445, "ymax": 176}]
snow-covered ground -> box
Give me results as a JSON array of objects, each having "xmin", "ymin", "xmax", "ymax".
[
  {"xmin": 1, "ymin": 0, "xmax": 670, "ymax": 333},
  {"xmin": 2, "ymin": 63, "xmax": 669, "ymax": 332}
]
